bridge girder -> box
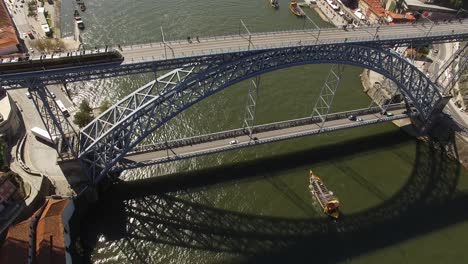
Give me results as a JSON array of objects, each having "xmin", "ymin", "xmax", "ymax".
[{"xmin": 79, "ymin": 44, "xmax": 444, "ymax": 184}]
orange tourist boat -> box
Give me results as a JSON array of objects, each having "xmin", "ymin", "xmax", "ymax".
[{"xmin": 308, "ymin": 170, "xmax": 340, "ymax": 219}]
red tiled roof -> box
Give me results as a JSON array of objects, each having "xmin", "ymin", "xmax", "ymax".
[
  {"xmin": 0, "ymin": 218, "xmax": 32, "ymax": 264},
  {"xmin": 361, "ymin": 0, "xmax": 386, "ymax": 17},
  {"xmin": 388, "ymin": 12, "xmax": 416, "ymax": 21},
  {"xmin": 0, "ymin": 199, "xmax": 70, "ymax": 264},
  {"xmin": 0, "ymin": 0, "xmax": 19, "ymax": 50},
  {"xmin": 36, "ymin": 199, "xmax": 69, "ymax": 264}
]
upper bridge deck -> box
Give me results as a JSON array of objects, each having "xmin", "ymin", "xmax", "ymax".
[{"xmin": 1, "ymin": 20, "xmax": 467, "ymax": 86}]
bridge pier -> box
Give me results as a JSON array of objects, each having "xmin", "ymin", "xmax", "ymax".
[{"xmin": 409, "ymin": 95, "xmax": 451, "ymax": 135}]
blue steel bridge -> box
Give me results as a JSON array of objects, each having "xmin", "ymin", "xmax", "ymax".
[{"xmin": 1, "ymin": 20, "xmax": 468, "ymax": 184}]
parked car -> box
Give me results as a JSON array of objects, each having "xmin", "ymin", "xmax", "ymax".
[
  {"xmin": 25, "ymin": 92, "xmax": 31, "ymax": 99},
  {"xmin": 229, "ymin": 140, "xmax": 238, "ymax": 145},
  {"xmin": 50, "ymin": 92, "xmax": 56, "ymax": 98}
]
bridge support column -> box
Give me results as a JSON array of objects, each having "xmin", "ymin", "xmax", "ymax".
[
  {"xmin": 311, "ymin": 64, "xmax": 345, "ymax": 128},
  {"xmin": 243, "ymin": 76, "xmax": 260, "ymax": 140}
]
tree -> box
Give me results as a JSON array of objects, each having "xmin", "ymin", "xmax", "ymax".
[
  {"xmin": 74, "ymin": 111, "xmax": 94, "ymax": 128},
  {"xmin": 435, "ymin": 0, "xmax": 465, "ymax": 9},
  {"xmin": 79, "ymin": 99, "xmax": 92, "ymax": 113},
  {"xmin": 74, "ymin": 100, "xmax": 94, "ymax": 128}
]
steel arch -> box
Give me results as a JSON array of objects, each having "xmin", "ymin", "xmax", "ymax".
[{"xmin": 80, "ymin": 44, "xmax": 445, "ymax": 183}]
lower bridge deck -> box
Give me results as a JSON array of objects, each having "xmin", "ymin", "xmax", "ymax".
[{"xmin": 119, "ymin": 107, "xmax": 410, "ymax": 170}]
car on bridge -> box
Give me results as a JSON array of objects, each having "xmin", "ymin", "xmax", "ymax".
[{"xmin": 381, "ymin": 111, "xmax": 393, "ymax": 116}]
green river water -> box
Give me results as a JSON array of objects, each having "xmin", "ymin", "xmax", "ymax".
[{"xmin": 60, "ymin": 0, "xmax": 468, "ymax": 263}]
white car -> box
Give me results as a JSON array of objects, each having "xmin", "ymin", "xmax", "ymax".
[
  {"xmin": 229, "ymin": 140, "xmax": 238, "ymax": 145},
  {"xmin": 338, "ymin": 10, "xmax": 345, "ymax": 16},
  {"xmin": 50, "ymin": 92, "xmax": 56, "ymax": 98},
  {"xmin": 25, "ymin": 92, "xmax": 32, "ymax": 99}
]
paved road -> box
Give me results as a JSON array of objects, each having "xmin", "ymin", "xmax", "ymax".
[
  {"xmin": 125, "ymin": 108, "xmax": 407, "ymax": 165},
  {"xmin": 8, "ymin": 87, "xmax": 75, "ymax": 195},
  {"xmin": 119, "ymin": 21, "xmax": 468, "ymax": 64}
]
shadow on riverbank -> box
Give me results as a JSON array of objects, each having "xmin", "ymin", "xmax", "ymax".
[{"xmin": 73, "ymin": 128, "xmax": 467, "ymax": 263}]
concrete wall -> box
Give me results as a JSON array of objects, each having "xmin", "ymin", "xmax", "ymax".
[{"xmin": 0, "ymin": 94, "xmax": 20, "ymax": 140}]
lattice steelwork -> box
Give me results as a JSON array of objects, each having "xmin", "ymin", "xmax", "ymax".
[
  {"xmin": 243, "ymin": 76, "xmax": 260, "ymax": 139},
  {"xmin": 433, "ymin": 43, "xmax": 467, "ymax": 86},
  {"xmin": 78, "ymin": 44, "xmax": 446, "ymax": 184},
  {"xmin": 27, "ymin": 80, "xmax": 78, "ymax": 158},
  {"xmin": 311, "ymin": 64, "xmax": 344, "ymax": 128},
  {"xmin": 442, "ymin": 44, "xmax": 468, "ymax": 95},
  {"xmin": 79, "ymin": 67, "xmax": 194, "ymax": 182}
]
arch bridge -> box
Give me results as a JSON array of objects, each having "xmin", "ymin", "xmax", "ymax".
[
  {"xmin": 1, "ymin": 20, "xmax": 467, "ymax": 184},
  {"xmin": 79, "ymin": 43, "xmax": 451, "ymax": 183}
]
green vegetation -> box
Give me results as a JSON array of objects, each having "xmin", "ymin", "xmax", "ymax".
[
  {"xmin": 27, "ymin": 1, "xmax": 37, "ymax": 17},
  {"xmin": 0, "ymin": 137, "xmax": 29, "ymax": 201},
  {"xmin": 434, "ymin": 0, "xmax": 468, "ymax": 9},
  {"xmin": 419, "ymin": 46, "xmax": 430, "ymax": 55},
  {"xmin": 99, "ymin": 100, "xmax": 111, "ymax": 114},
  {"xmin": 388, "ymin": 1, "xmax": 396, "ymax": 12},
  {"xmin": 2, "ymin": 171, "xmax": 27, "ymax": 201},
  {"xmin": 74, "ymin": 100, "xmax": 94, "ymax": 128},
  {"xmin": 0, "ymin": 137, "xmax": 7, "ymax": 172},
  {"xmin": 30, "ymin": 39, "xmax": 65, "ymax": 52}
]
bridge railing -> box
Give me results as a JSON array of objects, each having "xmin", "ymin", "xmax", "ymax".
[{"xmin": 128, "ymin": 104, "xmax": 405, "ymax": 155}]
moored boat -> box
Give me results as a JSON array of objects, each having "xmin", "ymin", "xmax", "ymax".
[
  {"xmin": 79, "ymin": 3, "xmax": 86, "ymax": 12},
  {"xmin": 270, "ymin": 0, "xmax": 279, "ymax": 9},
  {"xmin": 75, "ymin": 16, "xmax": 85, "ymax": 30},
  {"xmin": 289, "ymin": 0, "xmax": 305, "ymax": 17},
  {"xmin": 308, "ymin": 170, "xmax": 340, "ymax": 219}
]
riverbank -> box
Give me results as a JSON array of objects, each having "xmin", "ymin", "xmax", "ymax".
[{"xmin": 313, "ymin": 0, "xmax": 346, "ymax": 27}]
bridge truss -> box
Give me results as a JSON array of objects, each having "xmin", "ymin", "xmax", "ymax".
[{"xmin": 78, "ymin": 43, "xmax": 447, "ymax": 184}]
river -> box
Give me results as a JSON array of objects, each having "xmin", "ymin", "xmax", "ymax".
[{"xmin": 60, "ymin": 0, "xmax": 468, "ymax": 263}]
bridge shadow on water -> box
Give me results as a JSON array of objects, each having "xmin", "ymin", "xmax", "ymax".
[{"xmin": 78, "ymin": 129, "xmax": 468, "ymax": 263}]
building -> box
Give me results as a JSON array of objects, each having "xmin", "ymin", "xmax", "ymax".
[
  {"xmin": 359, "ymin": 0, "xmax": 388, "ymax": 23},
  {"xmin": 0, "ymin": 93, "xmax": 21, "ymax": 140},
  {"xmin": 0, "ymin": 199, "xmax": 74, "ymax": 264},
  {"xmin": 0, "ymin": 217, "xmax": 31, "ymax": 263},
  {"xmin": 36, "ymin": 199, "xmax": 74, "ymax": 264},
  {"xmin": 358, "ymin": 0, "xmax": 416, "ymax": 23},
  {"xmin": 0, "ymin": 0, "xmax": 20, "ymax": 55},
  {"xmin": 387, "ymin": 11, "xmax": 416, "ymax": 23},
  {"xmin": 0, "ymin": 176, "xmax": 17, "ymax": 204}
]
